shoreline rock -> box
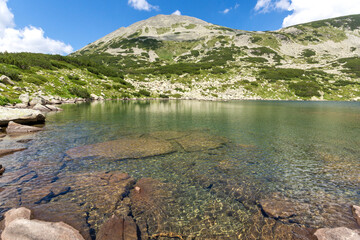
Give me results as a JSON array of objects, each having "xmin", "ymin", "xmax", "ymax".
[
  {"xmin": 314, "ymin": 227, "xmax": 360, "ymax": 240},
  {"xmin": 0, "ymin": 108, "xmax": 45, "ymax": 126},
  {"xmin": 1, "ymin": 207, "xmax": 85, "ymax": 240},
  {"xmin": 353, "ymin": 205, "xmax": 360, "ymax": 227},
  {"xmin": 6, "ymin": 121, "xmax": 43, "ymax": 134},
  {"xmin": 0, "ymin": 148, "xmax": 27, "ymax": 158}
]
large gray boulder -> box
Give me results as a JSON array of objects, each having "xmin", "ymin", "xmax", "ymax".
[
  {"xmin": 314, "ymin": 227, "xmax": 360, "ymax": 240},
  {"xmin": 0, "ymin": 107, "xmax": 45, "ymax": 126},
  {"xmin": 0, "ymin": 75, "xmax": 15, "ymax": 85},
  {"xmin": 1, "ymin": 218, "xmax": 85, "ymax": 240},
  {"xmin": 6, "ymin": 121, "xmax": 43, "ymax": 134}
]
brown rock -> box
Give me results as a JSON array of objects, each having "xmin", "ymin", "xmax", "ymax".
[
  {"xmin": 314, "ymin": 227, "xmax": 360, "ymax": 240},
  {"xmin": 0, "ymin": 133, "xmax": 6, "ymax": 138},
  {"xmin": 66, "ymin": 135, "xmax": 175, "ymax": 160},
  {"xmin": 97, "ymin": 215, "xmax": 138, "ymax": 240},
  {"xmin": 6, "ymin": 121, "xmax": 43, "ymax": 134},
  {"xmin": 259, "ymin": 199, "xmax": 298, "ymax": 219},
  {"xmin": 0, "ymin": 148, "xmax": 27, "ymax": 158},
  {"xmin": 3, "ymin": 207, "xmax": 31, "ymax": 227},
  {"xmin": 0, "ymin": 165, "xmax": 4, "ymax": 175},
  {"xmin": 353, "ymin": 205, "xmax": 360, "ymax": 227}
]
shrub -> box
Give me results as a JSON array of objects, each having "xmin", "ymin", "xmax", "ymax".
[
  {"xmin": 0, "ymin": 66, "xmax": 22, "ymax": 81},
  {"xmin": 259, "ymin": 68, "xmax": 305, "ymax": 81},
  {"xmin": 25, "ymin": 74, "xmax": 48, "ymax": 85},
  {"xmin": 302, "ymin": 49, "xmax": 316, "ymax": 57},
  {"xmin": 138, "ymin": 89, "xmax": 151, "ymax": 97},
  {"xmin": 68, "ymin": 86, "xmax": 90, "ymax": 98},
  {"xmin": 241, "ymin": 57, "xmax": 268, "ymax": 63},
  {"xmin": 289, "ymin": 81, "xmax": 321, "ymax": 97}
]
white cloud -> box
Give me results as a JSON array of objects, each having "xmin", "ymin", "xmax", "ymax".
[
  {"xmin": 254, "ymin": 0, "xmax": 360, "ymax": 27},
  {"xmin": 221, "ymin": 3, "xmax": 240, "ymax": 14},
  {"xmin": 172, "ymin": 10, "xmax": 181, "ymax": 16},
  {"xmin": 0, "ymin": 0, "xmax": 73, "ymax": 54},
  {"xmin": 128, "ymin": 0, "xmax": 158, "ymax": 11},
  {"xmin": 222, "ymin": 8, "xmax": 231, "ymax": 14}
]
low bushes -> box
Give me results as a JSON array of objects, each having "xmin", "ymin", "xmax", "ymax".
[{"xmin": 68, "ymin": 86, "xmax": 90, "ymax": 99}]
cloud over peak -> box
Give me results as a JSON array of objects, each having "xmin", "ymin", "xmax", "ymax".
[
  {"xmin": 255, "ymin": 0, "xmax": 360, "ymax": 27},
  {"xmin": 0, "ymin": 0, "xmax": 73, "ymax": 54},
  {"xmin": 128, "ymin": 0, "xmax": 158, "ymax": 11},
  {"xmin": 172, "ymin": 10, "xmax": 181, "ymax": 16}
]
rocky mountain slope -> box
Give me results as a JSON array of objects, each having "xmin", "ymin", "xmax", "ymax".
[{"xmin": 0, "ymin": 14, "xmax": 359, "ymax": 104}]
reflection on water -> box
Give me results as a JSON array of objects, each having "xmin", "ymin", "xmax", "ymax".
[{"xmin": 0, "ymin": 100, "xmax": 359, "ymax": 239}]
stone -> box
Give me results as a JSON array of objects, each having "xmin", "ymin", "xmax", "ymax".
[
  {"xmin": 66, "ymin": 135, "xmax": 175, "ymax": 160},
  {"xmin": 14, "ymin": 103, "xmax": 28, "ymax": 108},
  {"xmin": 97, "ymin": 215, "xmax": 138, "ymax": 240},
  {"xmin": 0, "ymin": 107, "xmax": 45, "ymax": 126},
  {"xmin": 4, "ymin": 207, "xmax": 31, "ymax": 227},
  {"xmin": 1, "ymin": 218, "xmax": 85, "ymax": 240},
  {"xmin": 0, "ymin": 148, "xmax": 27, "ymax": 158},
  {"xmin": 353, "ymin": 205, "xmax": 360, "ymax": 227},
  {"xmin": 45, "ymin": 105, "xmax": 63, "ymax": 111},
  {"xmin": 32, "ymin": 103, "xmax": 51, "ymax": 112},
  {"xmin": 259, "ymin": 199, "xmax": 298, "ymax": 219},
  {"xmin": 19, "ymin": 93, "xmax": 30, "ymax": 104},
  {"xmin": 50, "ymin": 99, "xmax": 62, "ymax": 105},
  {"xmin": 90, "ymin": 94, "xmax": 99, "ymax": 100},
  {"xmin": 29, "ymin": 97, "xmax": 46, "ymax": 106},
  {"xmin": 0, "ymin": 75, "xmax": 15, "ymax": 85},
  {"xmin": 314, "ymin": 227, "xmax": 360, "ymax": 240},
  {"xmin": 6, "ymin": 121, "xmax": 43, "ymax": 134}
]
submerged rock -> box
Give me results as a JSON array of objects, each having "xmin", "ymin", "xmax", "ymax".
[
  {"xmin": 6, "ymin": 121, "xmax": 43, "ymax": 134},
  {"xmin": 314, "ymin": 227, "xmax": 360, "ymax": 240},
  {"xmin": 66, "ymin": 135, "xmax": 175, "ymax": 160},
  {"xmin": 259, "ymin": 199, "xmax": 300, "ymax": 219},
  {"xmin": 0, "ymin": 107, "xmax": 45, "ymax": 126},
  {"xmin": 97, "ymin": 215, "xmax": 138, "ymax": 240},
  {"xmin": 0, "ymin": 148, "xmax": 27, "ymax": 158},
  {"xmin": 0, "ymin": 164, "xmax": 5, "ymax": 175}
]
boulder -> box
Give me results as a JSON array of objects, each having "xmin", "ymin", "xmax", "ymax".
[
  {"xmin": 0, "ymin": 107, "xmax": 45, "ymax": 126},
  {"xmin": 97, "ymin": 215, "xmax": 138, "ymax": 240},
  {"xmin": 1, "ymin": 218, "xmax": 85, "ymax": 240},
  {"xmin": 14, "ymin": 103, "xmax": 28, "ymax": 108},
  {"xmin": 4, "ymin": 207, "xmax": 31, "ymax": 227},
  {"xmin": 49, "ymin": 99, "xmax": 62, "ymax": 105},
  {"xmin": 353, "ymin": 205, "xmax": 360, "ymax": 227},
  {"xmin": 174, "ymin": 132, "xmax": 228, "ymax": 152},
  {"xmin": 0, "ymin": 75, "xmax": 15, "ymax": 85},
  {"xmin": 19, "ymin": 93, "xmax": 30, "ymax": 105},
  {"xmin": 0, "ymin": 148, "xmax": 27, "ymax": 158},
  {"xmin": 32, "ymin": 103, "xmax": 51, "ymax": 112},
  {"xmin": 66, "ymin": 135, "xmax": 175, "ymax": 160},
  {"xmin": 90, "ymin": 94, "xmax": 99, "ymax": 100},
  {"xmin": 29, "ymin": 97, "xmax": 46, "ymax": 106},
  {"xmin": 6, "ymin": 121, "xmax": 43, "ymax": 134},
  {"xmin": 314, "ymin": 227, "xmax": 360, "ymax": 240}
]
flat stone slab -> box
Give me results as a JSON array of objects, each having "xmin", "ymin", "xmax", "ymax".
[
  {"xmin": 259, "ymin": 199, "xmax": 299, "ymax": 219},
  {"xmin": 97, "ymin": 215, "xmax": 138, "ymax": 240},
  {"xmin": 66, "ymin": 135, "xmax": 175, "ymax": 160},
  {"xmin": 0, "ymin": 107, "xmax": 45, "ymax": 126},
  {"xmin": 6, "ymin": 121, "xmax": 43, "ymax": 134},
  {"xmin": 314, "ymin": 227, "xmax": 360, "ymax": 240}
]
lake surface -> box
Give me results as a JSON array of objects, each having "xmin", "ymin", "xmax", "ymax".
[{"xmin": 1, "ymin": 100, "xmax": 359, "ymax": 239}]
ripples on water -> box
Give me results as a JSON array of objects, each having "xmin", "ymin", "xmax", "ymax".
[{"xmin": 0, "ymin": 100, "xmax": 359, "ymax": 239}]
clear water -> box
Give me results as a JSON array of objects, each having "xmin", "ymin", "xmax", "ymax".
[{"xmin": 1, "ymin": 100, "xmax": 359, "ymax": 238}]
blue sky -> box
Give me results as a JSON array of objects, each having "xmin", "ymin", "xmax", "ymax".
[{"xmin": 1, "ymin": 0, "xmax": 360, "ymax": 54}]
